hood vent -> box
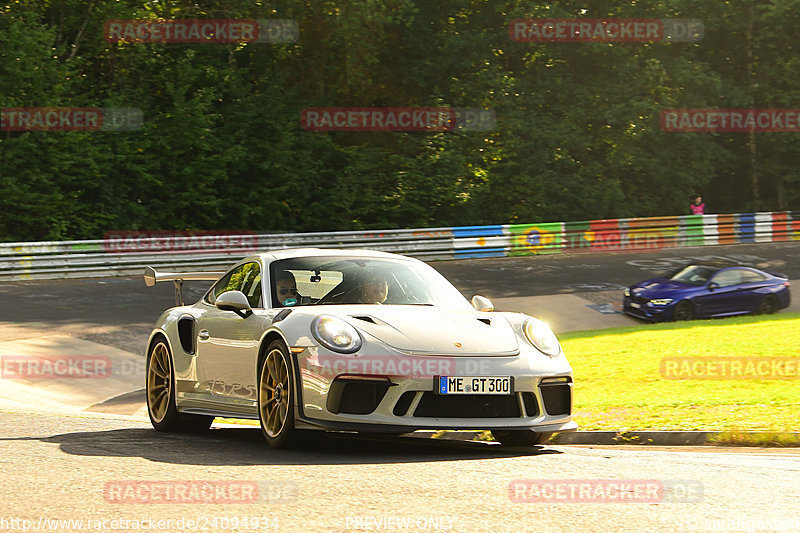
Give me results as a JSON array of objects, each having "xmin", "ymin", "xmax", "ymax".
[{"xmin": 477, "ymin": 318, "xmax": 491, "ymax": 325}]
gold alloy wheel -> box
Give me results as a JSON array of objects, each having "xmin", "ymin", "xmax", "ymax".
[
  {"xmin": 260, "ymin": 348, "xmax": 290, "ymax": 437},
  {"xmin": 147, "ymin": 341, "xmax": 172, "ymax": 423}
]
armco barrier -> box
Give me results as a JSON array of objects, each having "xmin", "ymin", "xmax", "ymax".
[
  {"xmin": 0, "ymin": 211, "xmax": 798, "ymax": 280},
  {"xmin": 452, "ymin": 225, "xmax": 507, "ymax": 259}
]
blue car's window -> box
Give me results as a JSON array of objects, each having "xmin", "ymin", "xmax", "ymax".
[
  {"xmin": 670, "ymin": 265, "xmax": 716, "ymax": 286},
  {"xmin": 740, "ymin": 270, "xmax": 767, "ymax": 283},
  {"xmin": 269, "ymin": 256, "xmax": 472, "ymax": 309},
  {"xmin": 711, "ymin": 269, "xmax": 743, "ymax": 287}
]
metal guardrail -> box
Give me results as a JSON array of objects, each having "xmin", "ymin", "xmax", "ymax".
[
  {"xmin": 1, "ymin": 212, "xmax": 797, "ymax": 280},
  {"xmin": 0, "ymin": 228, "xmax": 455, "ymax": 280}
]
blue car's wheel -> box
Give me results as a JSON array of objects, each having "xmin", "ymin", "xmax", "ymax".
[
  {"xmin": 758, "ymin": 295, "xmax": 778, "ymax": 315},
  {"xmin": 672, "ymin": 301, "xmax": 694, "ymax": 321}
]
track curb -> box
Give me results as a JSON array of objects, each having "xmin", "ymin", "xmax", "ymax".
[{"xmin": 415, "ymin": 430, "xmax": 800, "ymax": 446}]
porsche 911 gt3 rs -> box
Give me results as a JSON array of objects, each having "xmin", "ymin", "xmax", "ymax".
[{"xmin": 144, "ymin": 248, "xmax": 576, "ymax": 448}]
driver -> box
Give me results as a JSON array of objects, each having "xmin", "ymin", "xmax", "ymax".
[
  {"xmin": 275, "ymin": 271, "xmax": 299, "ymax": 307},
  {"xmin": 358, "ymin": 274, "xmax": 389, "ymax": 304}
]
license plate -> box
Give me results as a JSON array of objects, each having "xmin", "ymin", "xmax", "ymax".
[
  {"xmin": 630, "ymin": 302, "xmax": 641, "ymax": 308},
  {"xmin": 436, "ymin": 376, "xmax": 513, "ymax": 395}
]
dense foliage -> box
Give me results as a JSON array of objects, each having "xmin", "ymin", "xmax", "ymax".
[{"xmin": 1, "ymin": 0, "xmax": 798, "ymax": 241}]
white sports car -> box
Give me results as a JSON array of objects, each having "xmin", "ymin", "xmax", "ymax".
[{"xmin": 144, "ymin": 248, "xmax": 576, "ymax": 448}]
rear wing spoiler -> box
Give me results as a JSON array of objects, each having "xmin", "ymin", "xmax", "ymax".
[{"xmin": 144, "ymin": 266, "xmax": 224, "ymax": 306}]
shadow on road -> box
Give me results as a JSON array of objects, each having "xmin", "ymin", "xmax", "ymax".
[{"xmin": 22, "ymin": 426, "xmax": 562, "ymax": 465}]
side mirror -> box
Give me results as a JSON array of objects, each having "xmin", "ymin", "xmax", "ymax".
[
  {"xmin": 707, "ymin": 282, "xmax": 719, "ymax": 291},
  {"xmin": 216, "ymin": 290, "xmax": 253, "ymax": 318},
  {"xmin": 471, "ymin": 295, "xmax": 494, "ymax": 312}
]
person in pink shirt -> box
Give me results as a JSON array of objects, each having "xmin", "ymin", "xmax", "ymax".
[{"xmin": 690, "ymin": 195, "xmax": 705, "ymax": 215}]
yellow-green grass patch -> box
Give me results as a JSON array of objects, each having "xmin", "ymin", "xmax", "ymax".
[{"xmin": 561, "ymin": 312, "xmax": 800, "ymax": 431}]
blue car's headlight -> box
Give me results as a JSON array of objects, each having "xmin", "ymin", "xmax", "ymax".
[
  {"xmin": 624, "ymin": 288, "xmax": 631, "ymax": 297},
  {"xmin": 523, "ymin": 318, "xmax": 561, "ymax": 357},
  {"xmin": 650, "ymin": 299, "xmax": 673, "ymax": 306},
  {"xmin": 311, "ymin": 315, "xmax": 362, "ymax": 353}
]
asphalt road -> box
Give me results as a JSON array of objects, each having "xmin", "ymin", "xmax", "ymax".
[
  {"xmin": 2, "ymin": 241, "xmax": 800, "ymax": 532},
  {"xmin": 2, "ymin": 410, "xmax": 799, "ymax": 533}
]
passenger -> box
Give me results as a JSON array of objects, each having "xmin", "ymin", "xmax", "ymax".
[{"xmin": 358, "ymin": 274, "xmax": 389, "ymax": 304}]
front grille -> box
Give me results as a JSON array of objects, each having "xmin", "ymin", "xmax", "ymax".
[
  {"xmin": 327, "ymin": 379, "xmax": 390, "ymax": 415},
  {"xmin": 631, "ymin": 296, "xmax": 649, "ymax": 305},
  {"xmin": 413, "ymin": 392, "xmax": 520, "ymax": 418},
  {"xmin": 393, "ymin": 391, "xmax": 416, "ymax": 416},
  {"xmin": 625, "ymin": 305, "xmax": 649, "ymax": 318},
  {"xmin": 539, "ymin": 383, "xmax": 571, "ymax": 416},
  {"xmin": 521, "ymin": 392, "xmax": 539, "ymax": 417}
]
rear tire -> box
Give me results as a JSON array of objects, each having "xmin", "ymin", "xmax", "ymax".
[
  {"xmin": 758, "ymin": 295, "xmax": 778, "ymax": 315},
  {"xmin": 146, "ymin": 338, "xmax": 213, "ymax": 432},
  {"xmin": 491, "ymin": 430, "xmax": 554, "ymax": 446},
  {"xmin": 672, "ymin": 300, "xmax": 695, "ymax": 321}
]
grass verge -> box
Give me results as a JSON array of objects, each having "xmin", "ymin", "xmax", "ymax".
[{"xmin": 560, "ymin": 312, "xmax": 800, "ymax": 433}]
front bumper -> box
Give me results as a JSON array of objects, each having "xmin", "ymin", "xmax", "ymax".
[
  {"xmin": 622, "ymin": 296, "xmax": 672, "ymax": 322},
  {"xmin": 294, "ymin": 345, "xmax": 574, "ymax": 431}
]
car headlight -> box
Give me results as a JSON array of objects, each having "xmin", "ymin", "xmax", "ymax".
[
  {"xmin": 624, "ymin": 288, "xmax": 630, "ymax": 297},
  {"xmin": 650, "ymin": 299, "xmax": 673, "ymax": 306},
  {"xmin": 523, "ymin": 318, "xmax": 561, "ymax": 357},
  {"xmin": 311, "ymin": 315, "xmax": 362, "ymax": 353}
]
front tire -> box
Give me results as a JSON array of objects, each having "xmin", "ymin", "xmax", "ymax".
[
  {"xmin": 146, "ymin": 338, "xmax": 213, "ymax": 432},
  {"xmin": 492, "ymin": 430, "xmax": 554, "ymax": 446},
  {"xmin": 672, "ymin": 300, "xmax": 695, "ymax": 321},
  {"xmin": 258, "ymin": 341, "xmax": 303, "ymax": 448}
]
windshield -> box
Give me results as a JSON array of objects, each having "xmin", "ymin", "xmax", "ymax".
[
  {"xmin": 269, "ymin": 256, "xmax": 471, "ymax": 309},
  {"xmin": 669, "ymin": 265, "xmax": 717, "ymax": 286}
]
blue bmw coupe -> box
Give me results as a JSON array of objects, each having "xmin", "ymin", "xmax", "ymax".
[{"xmin": 622, "ymin": 264, "xmax": 791, "ymax": 322}]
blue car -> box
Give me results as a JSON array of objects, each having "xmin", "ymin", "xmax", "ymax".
[{"xmin": 623, "ymin": 264, "xmax": 791, "ymax": 322}]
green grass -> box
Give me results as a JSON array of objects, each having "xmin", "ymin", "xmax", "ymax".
[{"xmin": 560, "ymin": 312, "xmax": 800, "ymax": 431}]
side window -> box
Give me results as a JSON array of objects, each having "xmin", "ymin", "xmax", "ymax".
[
  {"xmin": 712, "ymin": 269, "xmax": 742, "ymax": 288},
  {"xmin": 206, "ymin": 262, "xmax": 262, "ymax": 306},
  {"xmin": 740, "ymin": 270, "xmax": 766, "ymax": 283},
  {"xmin": 240, "ymin": 266, "xmax": 263, "ymax": 308}
]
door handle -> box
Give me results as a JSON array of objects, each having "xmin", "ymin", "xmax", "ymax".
[{"xmin": 198, "ymin": 330, "xmax": 210, "ymax": 341}]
